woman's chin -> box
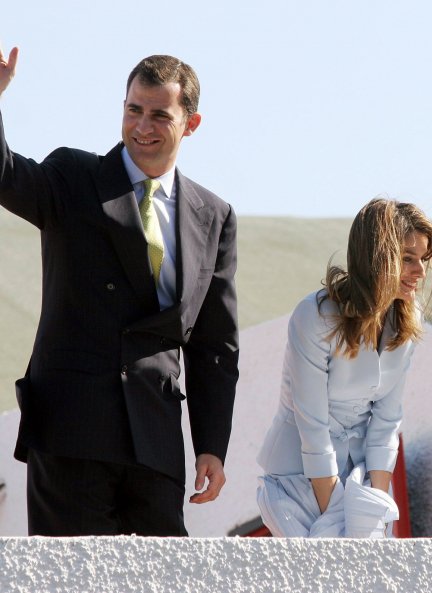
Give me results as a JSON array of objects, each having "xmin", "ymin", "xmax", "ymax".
[{"xmin": 396, "ymin": 290, "xmax": 415, "ymax": 302}]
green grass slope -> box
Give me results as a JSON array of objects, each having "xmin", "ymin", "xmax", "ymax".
[
  {"xmin": 0, "ymin": 210, "xmax": 42, "ymax": 412},
  {"xmin": 0, "ymin": 213, "xmax": 352, "ymax": 413},
  {"xmin": 237, "ymin": 217, "xmax": 351, "ymax": 328}
]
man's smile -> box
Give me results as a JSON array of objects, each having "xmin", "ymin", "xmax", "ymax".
[{"xmin": 134, "ymin": 137, "xmax": 159, "ymax": 146}]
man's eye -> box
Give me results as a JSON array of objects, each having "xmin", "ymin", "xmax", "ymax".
[{"xmin": 154, "ymin": 113, "xmax": 170, "ymax": 120}]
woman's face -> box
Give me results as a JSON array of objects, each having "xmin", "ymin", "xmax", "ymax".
[{"xmin": 396, "ymin": 231, "xmax": 429, "ymax": 302}]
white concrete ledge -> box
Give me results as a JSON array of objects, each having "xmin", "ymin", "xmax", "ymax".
[{"xmin": 1, "ymin": 537, "xmax": 431, "ymax": 593}]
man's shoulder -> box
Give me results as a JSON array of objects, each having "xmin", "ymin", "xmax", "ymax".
[
  {"xmin": 44, "ymin": 146, "xmax": 101, "ymax": 170},
  {"xmin": 46, "ymin": 143, "xmax": 121, "ymax": 169},
  {"xmin": 176, "ymin": 170, "xmax": 233, "ymax": 216}
]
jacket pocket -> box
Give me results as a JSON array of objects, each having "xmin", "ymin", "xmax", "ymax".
[
  {"xmin": 14, "ymin": 375, "xmax": 32, "ymax": 462},
  {"xmin": 15, "ymin": 375, "xmax": 31, "ymax": 412},
  {"xmin": 160, "ymin": 373, "xmax": 186, "ymax": 401}
]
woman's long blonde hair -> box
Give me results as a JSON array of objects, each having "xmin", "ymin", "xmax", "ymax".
[{"xmin": 319, "ymin": 198, "xmax": 432, "ymax": 358}]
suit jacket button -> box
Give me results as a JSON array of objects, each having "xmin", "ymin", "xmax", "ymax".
[
  {"xmin": 121, "ymin": 365, "xmax": 128, "ymax": 375},
  {"xmin": 122, "ymin": 329, "xmax": 130, "ymax": 335},
  {"xmin": 185, "ymin": 327, "xmax": 193, "ymax": 335},
  {"xmin": 106, "ymin": 282, "xmax": 116, "ymax": 291},
  {"xmin": 160, "ymin": 337, "xmax": 166, "ymax": 345}
]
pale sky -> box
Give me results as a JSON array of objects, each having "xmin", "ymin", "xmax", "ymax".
[{"xmin": 2, "ymin": 0, "xmax": 432, "ymax": 218}]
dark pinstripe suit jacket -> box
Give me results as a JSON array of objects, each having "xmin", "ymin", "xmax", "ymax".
[{"xmin": 0, "ymin": 114, "xmax": 239, "ymax": 482}]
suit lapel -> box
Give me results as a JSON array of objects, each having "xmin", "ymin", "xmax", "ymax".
[
  {"xmin": 95, "ymin": 155, "xmax": 214, "ymax": 329},
  {"xmin": 127, "ymin": 172, "xmax": 215, "ymax": 336},
  {"xmin": 96, "ymin": 144, "xmax": 159, "ymax": 312},
  {"xmin": 176, "ymin": 171, "xmax": 215, "ymax": 304}
]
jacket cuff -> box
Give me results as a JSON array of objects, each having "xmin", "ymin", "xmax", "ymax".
[
  {"xmin": 302, "ymin": 451, "xmax": 338, "ymax": 478},
  {"xmin": 366, "ymin": 446, "xmax": 398, "ymax": 473}
]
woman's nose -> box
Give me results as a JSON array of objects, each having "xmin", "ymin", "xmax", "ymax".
[{"xmin": 415, "ymin": 260, "xmax": 426, "ymax": 279}]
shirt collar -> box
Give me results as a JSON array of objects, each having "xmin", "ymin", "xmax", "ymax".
[{"xmin": 121, "ymin": 146, "xmax": 176, "ymax": 198}]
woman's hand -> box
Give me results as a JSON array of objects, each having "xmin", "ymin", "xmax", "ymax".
[
  {"xmin": 311, "ymin": 475, "xmax": 338, "ymax": 514},
  {"xmin": 0, "ymin": 46, "xmax": 19, "ymax": 96}
]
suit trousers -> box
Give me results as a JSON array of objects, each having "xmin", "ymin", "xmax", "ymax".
[{"xmin": 26, "ymin": 448, "xmax": 188, "ymax": 536}]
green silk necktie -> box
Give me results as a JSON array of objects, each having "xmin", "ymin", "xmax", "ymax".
[{"xmin": 139, "ymin": 178, "xmax": 164, "ymax": 285}]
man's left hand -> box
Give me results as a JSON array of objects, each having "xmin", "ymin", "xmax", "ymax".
[{"xmin": 189, "ymin": 453, "xmax": 225, "ymax": 504}]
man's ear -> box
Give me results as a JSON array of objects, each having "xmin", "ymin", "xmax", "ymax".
[{"xmin": 183, "ymin": 113, "xmax": 201, "ymax": 137}]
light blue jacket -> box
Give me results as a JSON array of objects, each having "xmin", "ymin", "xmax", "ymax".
[{"xmin": 257, "ymin": 291, "xmax": 417, "ymax": 479}]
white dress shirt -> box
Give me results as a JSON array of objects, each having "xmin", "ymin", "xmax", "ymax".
[{"xmin": 121, "ymin": 147, "xmax": 177, "ymax": 310}]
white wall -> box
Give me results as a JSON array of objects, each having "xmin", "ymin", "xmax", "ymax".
[
  {"xmin": 398, "ymin": 323, "xmax": 432, "ymax": 536},
  {"xmin": 0, "ymin": 409, "xmax": 26, "ymax": 535},
  {"xmin": 1, "ymin": 317, "xmax": 432, "ymax": 537},
  {"xmin": 1, "ymin": 536, "xmax": 431, "ymax": 593}
]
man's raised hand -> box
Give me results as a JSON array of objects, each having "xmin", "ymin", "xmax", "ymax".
[{"xmin": 0, "ymin": 46, "xmax": 19, "ymax": 95}]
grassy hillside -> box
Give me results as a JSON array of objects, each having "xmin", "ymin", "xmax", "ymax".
[
  {"xmin": 0, "ymin": 211, "xmax": 42, "ymax": 413},
  {"xmin": 237, "ymin": 216, "xmax": 351, "ymax": 328},
  {"xmin": 0, "ymin": 213, "xmax": 352, "ymax": 413}
]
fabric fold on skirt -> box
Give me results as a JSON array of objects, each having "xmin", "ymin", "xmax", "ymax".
[{"xmin": 257, "ymin": 462, "xmax": 398, "ymax": 538}]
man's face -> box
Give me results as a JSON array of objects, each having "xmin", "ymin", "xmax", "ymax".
[{"xmin": 122, "ymin": 77, "xmax": 201, "ymax": 177}]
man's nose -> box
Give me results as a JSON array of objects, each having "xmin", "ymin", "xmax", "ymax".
[{"xmin": 136, "ymin": 115, "xmax": 153, "ymax": 134}]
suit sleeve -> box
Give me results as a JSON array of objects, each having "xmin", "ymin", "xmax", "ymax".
[
  {"xmin": 287, "ymin": 295, "xmax": 338, "ymax": 478},
  {"xmin": 0, "ymin": 110, "xmax": 72, "ymax": 229},
  {"xmin": 182, "ymin": 204, "xmax": 239, "ymax": 464}
]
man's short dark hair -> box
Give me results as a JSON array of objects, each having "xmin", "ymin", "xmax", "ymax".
[{"xmin": 126, "ymin": 55, "xmax": 200, "ymax": 117}]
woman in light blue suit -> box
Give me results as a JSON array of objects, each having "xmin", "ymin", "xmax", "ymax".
[{"xmin": 257, "ymin": 198, "xmax": 432, "ymax": 537}]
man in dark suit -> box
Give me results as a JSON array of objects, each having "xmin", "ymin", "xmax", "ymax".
[{"xmin": 0, "ymin": 47, "xmax": 239, "ymax": 536}]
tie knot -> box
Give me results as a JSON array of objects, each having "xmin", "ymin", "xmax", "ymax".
[{"xmin": 143, "ymin": 178, "xmax": 161, "ymax": 200}]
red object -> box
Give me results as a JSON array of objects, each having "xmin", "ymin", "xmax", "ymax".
[
  {"xmin": 245, "ymin": 435, "xmax": 411, "ymax": 538},
  {"xmin": 391, "ymin": 434, "xmax": 412, "ymax": 537},
  {"xmin": 244, "ymin": 524, "xmax": 271, "ymax": 537}
]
